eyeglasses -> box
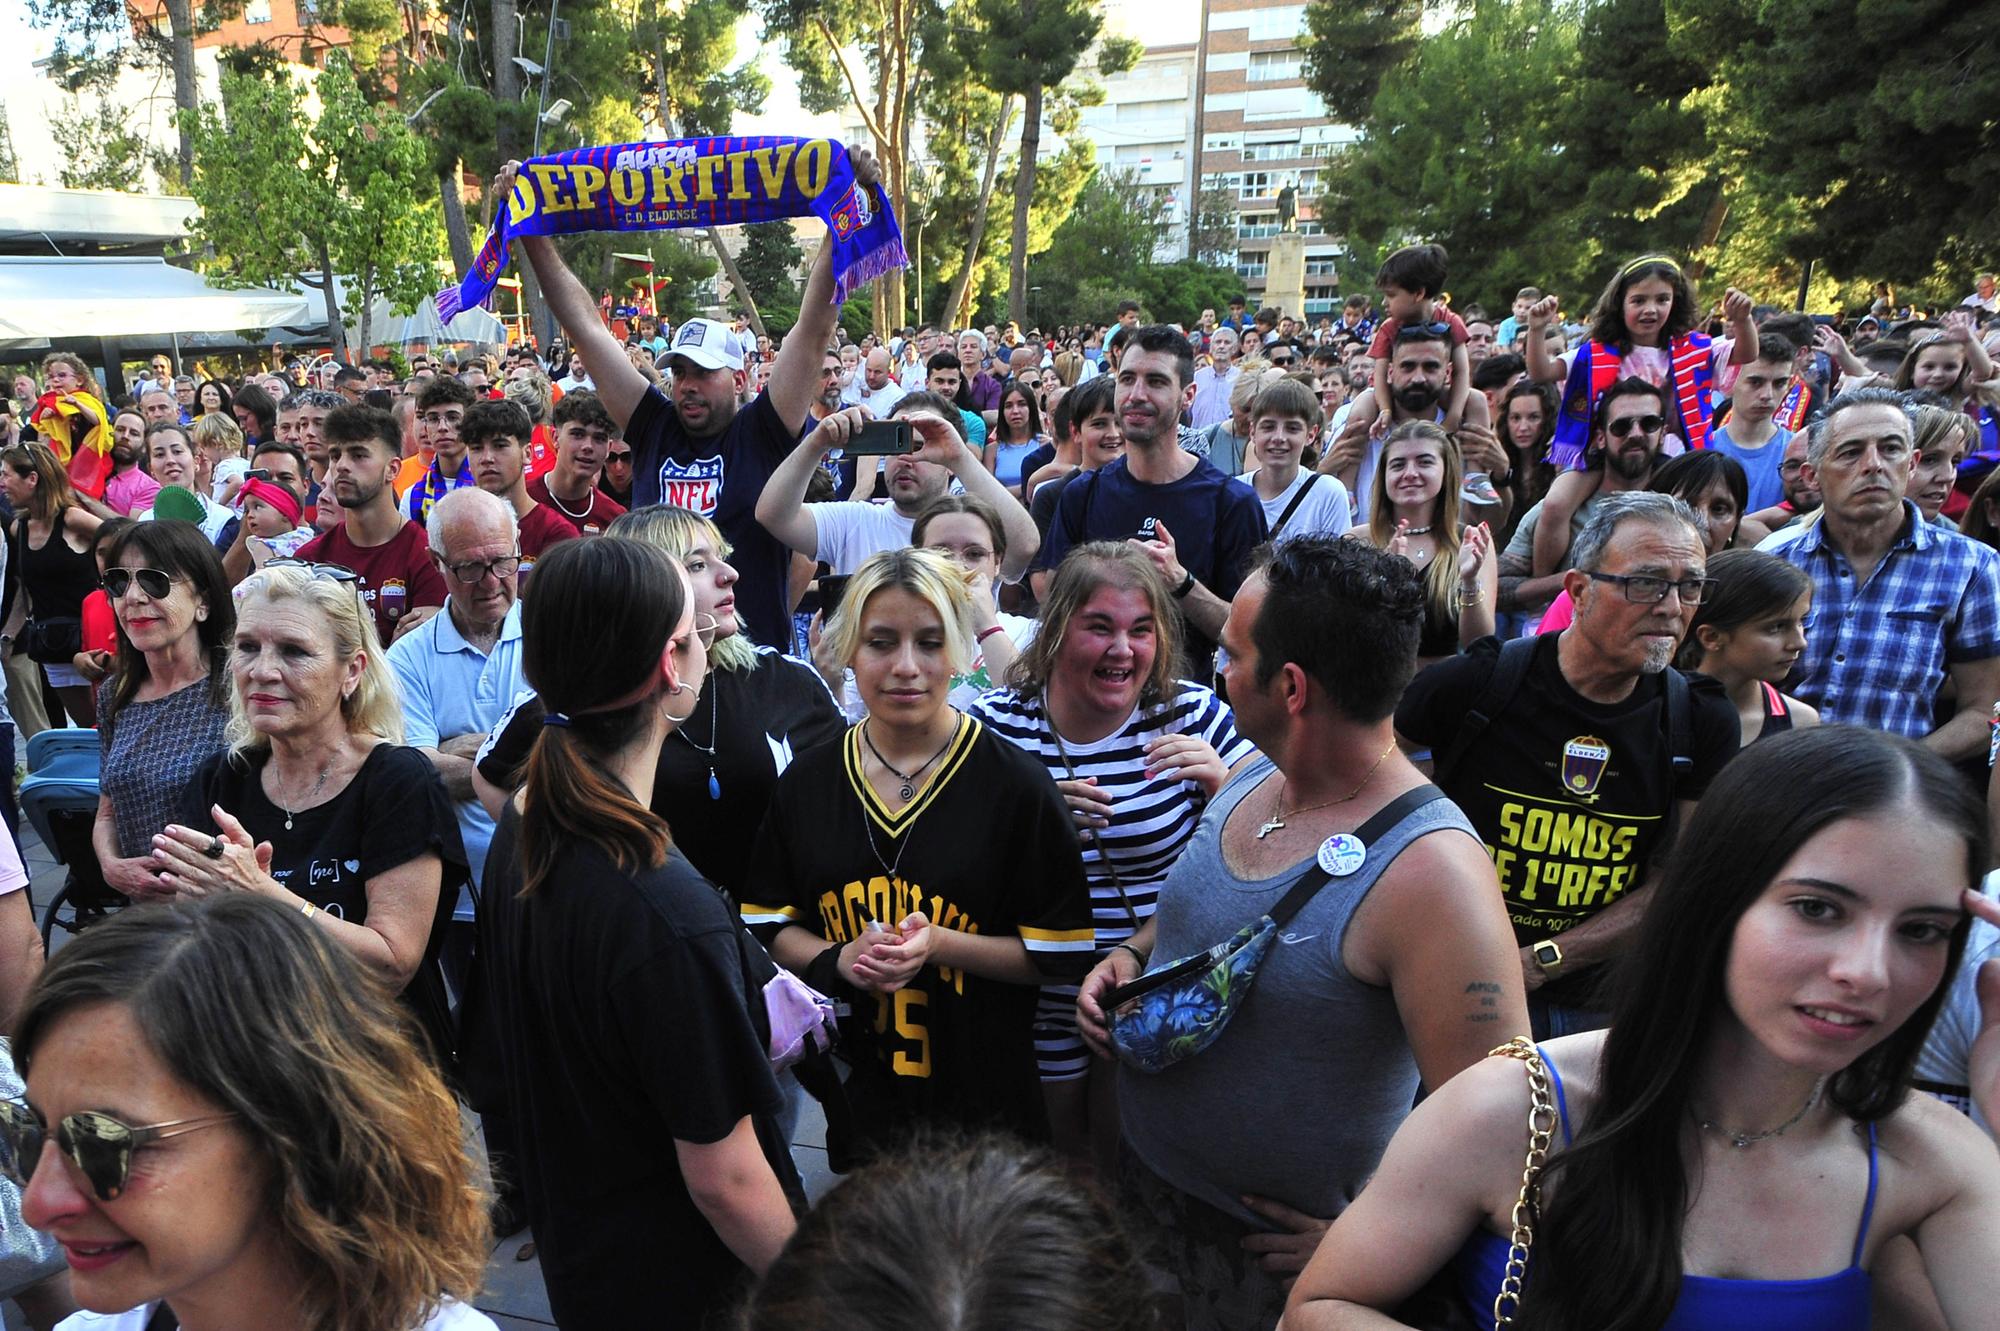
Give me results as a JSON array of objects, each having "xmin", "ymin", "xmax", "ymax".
[
  {"xmin": 0, "ymin": 1100, "xmax": 238, "ymax": 1203},
  {"xmin": 1394, "ymin": 322, "xmax": 1453, "ymax": 341},
  {"xmin": 1585, "ymin": 571, "xmax": 1717, "ymax": 605},
  {"xmin": 606, "ymin": 450, "xmax": 634, "ymax": 465},
  {"xmin": 102, "ymin": 568, "xmax": 179, "ymax": 600},
  {"xmin": 1779, "ymin": 459, "xmax": 1807, "ymax": 476},
  {"xmin": 681, "ymin": 612, "xmax": 720, "ymax": 651},
  {"xmin": 262, "ymin": 559, "xmax": 360, "ymax": 583},
  {"xmin": 1606, "ymin": 414, "xmax": 1664, "ymax": 438},
  {"xmin": 441, "ymin": 553, "xmax": 522, "ymax": 585}
]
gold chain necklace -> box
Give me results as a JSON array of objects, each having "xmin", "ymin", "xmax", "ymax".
[{"xmin": 1255, "ymin": 737, "xmax": 1398, "ymax": 839}]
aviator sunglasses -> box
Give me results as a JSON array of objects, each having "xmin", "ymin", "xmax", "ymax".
[{"xmin": 0, "ymin": 1100, "xmax": 238, "ymax": 1202}]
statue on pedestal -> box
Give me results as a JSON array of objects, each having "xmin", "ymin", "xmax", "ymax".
[{"xmin": 1276, "ymin": 179, "xmax": 1298, "ymax": 232}]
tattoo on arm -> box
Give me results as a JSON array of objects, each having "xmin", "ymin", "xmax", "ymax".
[{"xmin": 1465, "ymin": 979, "xmax": 1502, "ymax": 1022}]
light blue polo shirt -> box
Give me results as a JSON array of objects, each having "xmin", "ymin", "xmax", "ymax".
[{"xmin": 387, "ymin": 598, "xmax": 527, "ymax": 897}]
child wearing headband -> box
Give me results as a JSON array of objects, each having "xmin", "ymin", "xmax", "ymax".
[
  {"xmin": 239, "ymin": 475, "xmax": 314, "ymax": 566},
  {"xmin": 1523, "ymin": 254, "xmax": 1759, "ymax": 578}
]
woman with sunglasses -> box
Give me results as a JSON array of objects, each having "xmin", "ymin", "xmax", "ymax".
[
  {"xmin": 472, "ymin": 506, "xmax": 846, "ymax": 903},
  {"xmin": 741, "ymin": 547, "xmax": 1092, "ymax": 1158},
  {"xmin": 1284, "ymin": 727, "xmax": 2000, "ymax": 1330},
  {"xmin": 971, "ymin": 542, "xmax": 1255, "ymax": 1168},
  {"xmin": 90, "ymin": 521, "xmax": 234, "ymax": 903},
  {"xmin": 3, "ymin": 442, "xmax": 105, "ymax": 727},
  {"xmin": 10, "ymin": 895, "xmax": 496, "ymax": 1331},
  {"xmin": 145, "ymin": 562, "xmax": 466, "ymax": 1066},
  {"xmin": 468, "ymin": 537, "xmax": 803, "ymax": 1327}
]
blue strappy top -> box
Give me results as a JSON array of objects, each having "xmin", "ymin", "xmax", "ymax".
[{"xmin": 1452, "ymin": 1046, "xmax": 1877, "ymax": 1331}]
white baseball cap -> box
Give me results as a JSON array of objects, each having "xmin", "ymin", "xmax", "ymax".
[{"xmin": 667, "ymin": 318, "xmax": 747, "ymax": 371}]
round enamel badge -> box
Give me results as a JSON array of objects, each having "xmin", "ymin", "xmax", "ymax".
[{"xmin": 1317, "ymin": 833, "xmax": 1367, "ymax": 877}]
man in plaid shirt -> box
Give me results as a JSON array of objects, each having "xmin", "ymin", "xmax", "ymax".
[{"xmin": 1761, "ymin": 387, "xmax": 2000, "ymax": 755}]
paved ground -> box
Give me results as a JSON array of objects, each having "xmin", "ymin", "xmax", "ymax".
[{"xmin": 21, "ymin": 827, "xmax": 839, "ymax": 1328}]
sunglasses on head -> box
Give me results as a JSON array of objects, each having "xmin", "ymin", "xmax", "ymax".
[
  {"xmin": 262, "ymin": 559, "xmax": 360, "ymax": 582},
  {"xmin": 1606, "ymin": 414, "xmax": 1664, "ymax": 438},
  {"xmin": 0, "ymin": 1100, "xmax": 238, "ymax": 1202},
  {"xmin": 1395, "ymin": 321, "xmax": 1454, "ymax": 341},
  {"xmin": 101, "ymin": 568, "xmax": 178, "ymax": 599}
]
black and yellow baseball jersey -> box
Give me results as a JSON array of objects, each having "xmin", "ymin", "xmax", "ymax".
[{"xmin": 741, "ymin": 714, "xmax": 1092, "ymax": 1146}]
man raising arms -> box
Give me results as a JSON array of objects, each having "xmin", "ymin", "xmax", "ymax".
[{"xmin": 497, "ymin": 155, "xmax": 864, "ymax": 647}]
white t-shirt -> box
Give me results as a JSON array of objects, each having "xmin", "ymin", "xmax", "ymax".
[
  {"xmin": 807, "ymin": 501, "xmax": 915, "ymax": 573},
  {"xmin": 1238, "ymin": 469, "xmax": 1352, "ymax": 541},
  {"xmin": 210, "ymin": 456, "xmax": 250, "ymax": 503},
  {"xmin": 61, "ymin": 1299, "xmax": 497, "ymax": 1331},
  {"xmin": 859, "ymin": 381, "xmax": 908, "ymax": 418}
]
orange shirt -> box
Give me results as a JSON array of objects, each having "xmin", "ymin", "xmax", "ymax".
[{"xmin": 394, "ymin": 450, "xmax": 433, "ymax": 498}]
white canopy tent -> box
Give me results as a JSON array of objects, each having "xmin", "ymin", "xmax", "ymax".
[
  {"xmin": 0, "ymin": 256, "xmax": 312, "ymax": 350},
  {"xmin": 282, "ymin": 274, "xmax": 506, "ymax": 349}
]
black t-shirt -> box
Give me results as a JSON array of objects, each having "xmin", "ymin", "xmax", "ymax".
[
  {"xmin": 739, "ymin": 716, "xmax": 1093, "ymax": 1151},
  {"xmin": 1029, "ymin": 467, "xmax": 1083, "ymax": 538},
  {"xmin": 469, "ymin": 809, "xmax": 800, "ymax": 1329},
  {"xmin": 1034, "ymin": 454, "xmax": 1269, "ymax": 670},
  {"xmin": 627, "ymin": 386, "xmax": 795, "ymax": 649},
  {"xmin": 1396, "ymin": 635, "xmax": 1738, "ymax": 981},
  {"xmin": 195, "ymin": 744, "xmax": 467, "ymax": 1055},
  {"xmin": 474, "ymin": 649, "xmax": 846, "ymax": 900}
]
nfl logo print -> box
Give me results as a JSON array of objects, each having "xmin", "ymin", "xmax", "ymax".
[{"xmin": 1560, "ymin": 736, "xmax": 1611, "ymax": 799}]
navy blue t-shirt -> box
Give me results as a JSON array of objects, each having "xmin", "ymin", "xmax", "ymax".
[
  {"xmin": 627, "ymin": 386, "xmax": 794, "ymax": 648},
  {"xmin": 1035, "ymin": 454, "xmax": 1268, "ymax": 669}
]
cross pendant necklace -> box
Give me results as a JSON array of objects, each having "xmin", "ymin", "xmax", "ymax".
[{"xmin": 1255, "ymin": 738, "xmax": 1397, "ymax": 839}]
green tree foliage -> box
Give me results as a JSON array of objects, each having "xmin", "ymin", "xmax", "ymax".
[
  {"xmin": 736, "ymin": 224, "xmax": 806, "ymax": 312},
  {"xmin": 186, "ymin": 58, "xmax": 441, "ymax": 362},
  {"xmin": 1025, "ymin": 168, "xmax": 1218, "ymax": 323},
  {"xmin": 49, "ymin": 97, "xmax": 161, "ymax": 191},
  {"xmin": 1316, "ymin": 1, "xmax": 1594, "ymax": 314},
  {"xmin": 30, "ymin": 0, "xmax": 200, "ymax": 185},
  {"xmin": 0, "ymin": 106, "xmax": 19, "ymax": 183},
  {"xmin": 1299, "ymin": 0, "xmax": 1423, "ymax": 123},
  {"xmin": 1674, "ymin": 0, "xmax": 1997, "ymax": 287},
  {"xmin": 1130, "ymin": 262, "xmax": 1250, "ymax": 326}
]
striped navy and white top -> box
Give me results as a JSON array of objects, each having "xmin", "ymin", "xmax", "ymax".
[{"xmin": 970, "ymin": 681, "xmax": 1257, "ymax": 949}]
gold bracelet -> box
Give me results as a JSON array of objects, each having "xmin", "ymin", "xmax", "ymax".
[
  {"xmin": 1458, "ymin": 587, "xmax": 1484, "ymax": 607},
  {"xmin": 300, "ymin": 902, "xmax": 319, "ymax": 921}
]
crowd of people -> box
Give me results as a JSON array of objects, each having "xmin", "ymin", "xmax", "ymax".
[{"xmin": 0, "ymin": 210, "xmax": 1996, "ymax": 1331}]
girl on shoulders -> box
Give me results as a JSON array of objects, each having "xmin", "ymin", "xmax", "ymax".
[{"xmin": 1525, "ymin": 255, "xmax": 1759, "ymax": 579}]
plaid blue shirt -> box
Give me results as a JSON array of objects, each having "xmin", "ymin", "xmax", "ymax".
[{"xmin": 1763, "ymin": 501, "xmax": 2000, "ymax": 736}]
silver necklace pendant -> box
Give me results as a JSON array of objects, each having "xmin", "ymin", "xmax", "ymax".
[{"xmin": 898, "ymin": 780, "xmax": 914, "ymax": 802}]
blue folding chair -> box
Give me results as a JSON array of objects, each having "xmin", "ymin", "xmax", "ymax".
[{"xmin": 19, "ymin": 728, "xmax": 119, "ymax": 949}]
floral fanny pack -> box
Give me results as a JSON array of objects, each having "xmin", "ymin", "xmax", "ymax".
[{"xmin": 1106, "ymin": 785, "xmax": 1443, "ymax": 1074}]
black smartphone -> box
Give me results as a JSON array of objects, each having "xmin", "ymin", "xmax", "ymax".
[
  {"xmin": 846, "ymin": 420, "xmax": 916, "ymax": 455},
  {"xmin": 819, "ymin": 574, "xmax": 853, "ymax": 618}
]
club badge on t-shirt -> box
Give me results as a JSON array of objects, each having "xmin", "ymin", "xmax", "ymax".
[
  {"xmin": 659, "ymin": 455, "xmax": 724, "ymax": 516},
  {"xmin": 1560, "ymin": 736, "xmax": 1611, "ymax": 800},
  {"xmin": 377, "ymin": 576, "xmax": 409, "ymax": 624}
]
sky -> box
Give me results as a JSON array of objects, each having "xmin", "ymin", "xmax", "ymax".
[{"xmin": 0, "ymin": 0, "xmax": 1207, "ymax": 187}]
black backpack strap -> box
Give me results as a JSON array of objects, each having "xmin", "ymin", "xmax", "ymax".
[
  {"xmin": 1663, "ymin": 664, "xmax": 1694, "ymax": 780},
  {"xmin": 1266, "ymin": 784, "xmax": 1447, "ymax": 929},
  {"xmin": 1431, "ymin": 637, "xmax": 1540, "ymax": 786},
  {"xmin": 1270, "ymin": 472, "xmax": 1320, "ymax": 539}
]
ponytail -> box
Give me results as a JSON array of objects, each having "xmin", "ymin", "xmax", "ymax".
[{"xmin": 517, "ymin": 704, "xmax": 670, "ymax": 897}]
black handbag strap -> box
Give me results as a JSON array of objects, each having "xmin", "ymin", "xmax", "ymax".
[
  {"xmin": 1269, "ymin": 471, "xmax": 1321, "ymax": 539},
  {"xmin": 1264, "ymin": 783, "xmax": 1446, "ymax": 929}
]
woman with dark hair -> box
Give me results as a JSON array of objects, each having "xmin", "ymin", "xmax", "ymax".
[
  {"xmin": 3, "ymin": 441, "xmax": 104, "ymax": 725},
  {"xmin": 1677, "ymin": 548, "xmax": 1820, "ymax": 745},
  {"xmin": 230, "ymin": 380, "xmax": 276, "ymax": 451},
  {"xmin": 983, "ymin": 378, "xmax": 1049, "ymax": 496},
  {"xmin": 469, "ymin": 537, "xmax": 803, "ymax": 1327},
  {"xmin": 741, "ymin": 1133, "xmax": 1160, "ymax": 1331},
  {"xmin": 89, "ymin": 520, "xmax": 234, "ymax": 900},
  {"xmin": 471, "ymin": 505, "xmax": 846, "ymax": 902},
  {"xmin": 1498, "ymin": 378, "xmax": 1559, "ymax": 519},
  {"xmin": 972, "ymin": 541, "xmax": 1253, "ymax": 1166},
  {"xmin": 1285, "ymin": 726, "xmax": 2000, "ymax": 1330},
  {"xmin": 193, "ymin": 379, "xmax": 233, "ymax": 422},
  {"xmin": 742, "ymin": 547, "xmax": 1092, "ymax": 1156},
  {"xmin": 10, "ymin": 895, "xmax": 495, "ymax": 1331}
]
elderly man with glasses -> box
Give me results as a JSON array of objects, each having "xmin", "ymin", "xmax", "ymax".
[
  {"xmin": 1399, "ymin": 490, "xmax": 1742, "ymax": 1038},
  {"xmin": 1759, "ymin": 387, "xmax": 2000, "ymax": 755}
]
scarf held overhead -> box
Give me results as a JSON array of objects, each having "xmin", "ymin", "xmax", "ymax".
[{"xmin": 436, "ymin": 137, "xmax": 905, "ymax": 323}]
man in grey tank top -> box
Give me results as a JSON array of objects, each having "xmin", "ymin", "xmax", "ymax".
[{"xmin": 1078, "ymin": 536, "xmax": 1528, "ymax": 1331}]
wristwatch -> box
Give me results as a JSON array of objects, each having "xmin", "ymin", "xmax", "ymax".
[
  {"xmin": 1171, "ymin": 569, "xmax": 1197, "ymax": 599},
  {"xmin": 1531, "ymin": 939, "xmax": 1563, "ymax": 975}
]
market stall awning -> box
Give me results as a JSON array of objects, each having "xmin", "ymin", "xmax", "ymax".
[{"xmin": 0, "ymin": 256, "xmax": 312, "ymax": 348}]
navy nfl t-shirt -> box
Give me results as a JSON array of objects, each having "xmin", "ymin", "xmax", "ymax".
[{"xmin": 626, "ymin": 385, "xmax": 794, "ymax": 648}]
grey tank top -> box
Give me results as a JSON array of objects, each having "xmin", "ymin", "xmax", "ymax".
[{"xmin": 1118, "ymin": 753, "xmax": 1480, "ymax": 1225}]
